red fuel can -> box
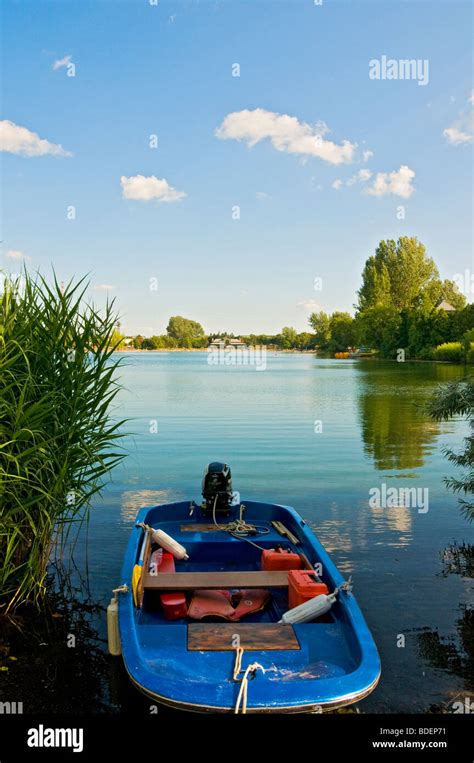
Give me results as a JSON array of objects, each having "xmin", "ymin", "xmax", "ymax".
[
  {"xmin": 261, "ymin": 547, "xmax": 302, "ymax": 571},
  {"xmin": 288, "ymin": 569, "xmax": 329, "ymax": 609}
]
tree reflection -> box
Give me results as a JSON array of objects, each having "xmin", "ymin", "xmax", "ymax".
[
  {"xmin": 440, "ymin": 542, "xmax": 474, "ymax": 579},
  {"xmin": 416, "ymin": 606, "xmax": 473, "ymax": 680},
  {"xmin": 417, "ymin": 541, "xmax": 474, "ymax": 711},
  {"xmin": 357, "ymin": 362, "xmax": 463, "ymax": 471}
]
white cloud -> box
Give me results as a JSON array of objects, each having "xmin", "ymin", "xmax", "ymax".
[
  {"xmin": 0, "ymin": 120, "xmax": 72, "ymax": 157},
  {"xmin": 357, "ymin": 168, "xmax": 372, "ymax": 182},
  {"xmin": 297, "ymin": 299, "xmax": 320, "ymax": 311},
  {"xmin": 93, "ymin": 284, "xmax": 115, "ymax": 291},
  {"xmin": 120, "ymin": 174, "xmax": 186, "ymax": 202},
  {"xmin": 443, "ymin": 126, "xmax": 472, "ymax": 145},
  {"xmin": 443, "ymin": 93, "xmax": 474, "ymax": 145},
  {"xmin": 335, "ymin": 168, "xmax": 372, "ymax": 189},
  {"xmin": 6, "ymin": 249, "xmax": 31, "ymax": 261},
  {"xmin": 216, "ymin": 108, "xmax": 357, "ymax": 165},
  {"xmin": 365, "ymin": 165, "xmax": 415, "ymax": 198},
  {"xmin": 362, "ymin": 149, "xmax": 374, "ymax": 162},
  {"xmin": 256, "ymin": 191, "xmax": 269, "ymax": 201},
  {"xmin": 52, "ymin": 54, "xmax": 72, "ymax": 71}
]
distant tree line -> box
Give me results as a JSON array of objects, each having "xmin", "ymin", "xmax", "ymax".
[
  {"xmin": 115, "ymin": 237, "xmax": 474, "ymax": 362},
  {"xmin": 116, "ymin": 318, "xmax": 318, "ymax": 352}
]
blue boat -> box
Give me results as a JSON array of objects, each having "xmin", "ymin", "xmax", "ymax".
[{"xmin": 117, "ymin": 464, "xmax": 381, "ymax": 713}]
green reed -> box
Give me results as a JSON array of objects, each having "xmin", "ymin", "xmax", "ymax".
[{"xmin": 0, "ymin": 272, "xmax": 126, "ymax": 611}]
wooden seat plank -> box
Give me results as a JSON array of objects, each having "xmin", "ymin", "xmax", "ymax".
[
  {"xmin": 188, "ymin": 623, "xmax": 300, "ymax": 651},
  {"xmin": 143, "ymin": 570, "xmax": 288, "ymax": 590},
  {"xmin": 180, "ymin": 524, "xmax": 228, "ymax": 532}
]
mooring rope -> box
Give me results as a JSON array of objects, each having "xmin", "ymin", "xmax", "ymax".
[{"xmin": 233, "ymin": 647, "xmax": 266, "ymax": 714}]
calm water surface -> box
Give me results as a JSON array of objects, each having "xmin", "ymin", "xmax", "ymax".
[{"xmin": 10, "ymin": 353, "xmax": 473, "ymax": 713}]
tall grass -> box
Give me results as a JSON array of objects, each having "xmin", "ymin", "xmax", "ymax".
[
  {"xmin": 0, "ymin": 272, "xmax": 126, "ymax": 611},
  {"xmin": 432, "ymin": 341, "xmax": 474, "ymax": 363}
]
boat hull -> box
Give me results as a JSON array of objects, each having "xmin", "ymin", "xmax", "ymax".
[
  {"xmin": 124, "ymin": 668, "xmax": 380, "ymax": 714},
  {"xmin": 118, "ymin": 500, "xmax": 381, "ymax": 713}
]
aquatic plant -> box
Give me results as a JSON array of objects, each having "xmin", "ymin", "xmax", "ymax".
[
  {"xmin": 427, "ymin": 374, "xmax": 474, "ymax": 521},
  {"xmin": 0, "ymin": 271, "xmax": 126, "ymax": 611}
]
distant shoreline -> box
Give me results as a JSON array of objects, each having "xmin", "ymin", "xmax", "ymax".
[{"xmin": 115, "ymin": 347, "xmax": 316, "ymax": 354}]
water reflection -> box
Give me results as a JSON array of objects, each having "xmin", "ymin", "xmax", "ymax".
[
  {"xmin": 415, "ymin": 542, "xmax": 474, "ymax": 710},
  {"xmin": 310, "ymin": 498, "xmax": 413, "ymax": 560},
  {"xmin": 357, "ymin": 363, "xmax": 463, "ymax": 472},
  {"xmin": 416, "ymin": 607, "xmax": 473, "ymax": 684},
  {"xmin": 440, "ymin": 542, "xmax": 474, "ymax": 579},
  {"xmin": 120, "ymin": 489, "xmax": 181, "ymax": 522},
  {"xmin": 369, "ymin": 504, "xmax": 412, "ymax": 536}
]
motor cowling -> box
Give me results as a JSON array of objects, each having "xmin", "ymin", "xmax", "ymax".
[{"xmin": 202, "ymin": 462, "xmax": 233, "ymax": 514}]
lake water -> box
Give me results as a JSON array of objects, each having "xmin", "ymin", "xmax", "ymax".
[{"xmin": 7, "ymin": 353, "xmax": 473, "ymax": 713}]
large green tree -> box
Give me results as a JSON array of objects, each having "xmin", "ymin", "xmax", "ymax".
[
  {"xmin": 356, "ymin": 305, "xmax": 402, "ymax": 357},
  {"xmin": 308, "ymin": 311, "xmax": 331, "ymax": 350},
  {"xmin": 279, "ymin": 326, "xmax": 298, "ymax": 349},
  {"xmin": 421, "ymin": 278, "xmax": 466, "ymax": 312},
  {"xmin": 296, "ymin": 332, "xmax": 316, "ymax": 350},
  {"xmin": 166, "ymin": 316, "xmax": 205, "ymax": 347},
  {"xmin": 329, "ymin": 312, "xmax": 357, "ymax": 351},
  {"xmin": 357, "ymin": 237, "xmax": 464, "ymax": 312},
  {"xmin": 406, "ymin": 309, "xmax": 453, "ymax": 357}
]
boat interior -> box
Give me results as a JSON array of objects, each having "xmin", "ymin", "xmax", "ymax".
[
  {"xmin": 141, "ymin": 532, "xmax": 336, "ymax": 627},
  {"xmin": 131, "ymin": 501, "xmax": 360, "ymax": 672}
]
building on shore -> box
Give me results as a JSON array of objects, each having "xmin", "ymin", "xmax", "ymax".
[
  {"xmin": 208, "ymin": 336, "xmax": 247, "ymax": 349},
  {"xmin": 436, "ymin": 300, "xmax": 456, "ymax": 312}
]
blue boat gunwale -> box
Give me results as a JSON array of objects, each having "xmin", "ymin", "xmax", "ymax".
[{"xmin": 118, "ymin": 500, "xmax": 381, "ymax": 712}]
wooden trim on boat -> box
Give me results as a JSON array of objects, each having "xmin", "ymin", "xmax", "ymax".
[
  {"xmin": 180, "ymin": 524, "xmax": 229, "ymax": 531},
  {"xmin": 143, "ymin": 570, "xmax": 289, "ymax": 590},
  {"xmin": 187, "ymin": 623, "xmax": 301, "ymax": 651},
  {"xmin": 137, "ymin": 530, "xmax": 152, "ymax": 608}
]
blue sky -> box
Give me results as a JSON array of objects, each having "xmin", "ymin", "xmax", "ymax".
[{"xmin": 1, "ymin": 0, "xmax": 473, "ymax": 335}]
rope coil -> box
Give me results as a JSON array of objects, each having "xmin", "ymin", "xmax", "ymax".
[{"xmin": 212, "ymin": 499, "xmax": 270, "ymax": 550}]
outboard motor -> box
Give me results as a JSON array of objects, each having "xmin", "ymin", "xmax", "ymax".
[{"xmin": 202, "ymin": 462, "xmax": 233, "ymax": 514}]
